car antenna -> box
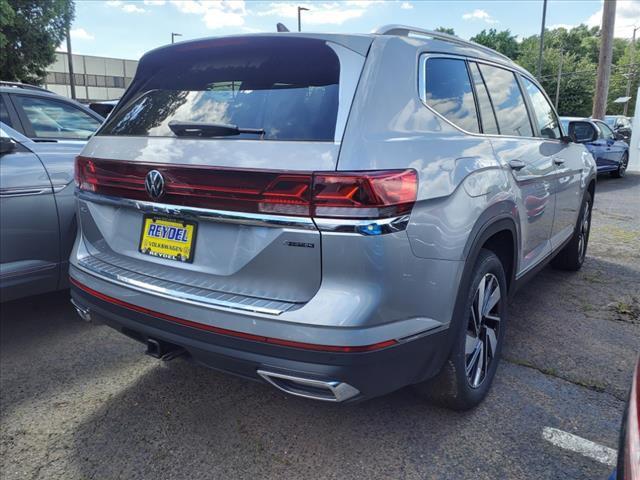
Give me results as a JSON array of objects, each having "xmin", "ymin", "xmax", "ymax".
[{"xmin": 276, "ymin": 23, "xmax": 290, "ymax": 32}]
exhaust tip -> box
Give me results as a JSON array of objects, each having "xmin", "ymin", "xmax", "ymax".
[
  {"xmin": 257, "ymin": 370, "xmax": 359, "ymax": 402},
  {"xmin": 70, "ymin": 298, "xmax": 92, "ymax": 322}
]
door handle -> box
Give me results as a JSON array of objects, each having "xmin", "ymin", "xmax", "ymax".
[
  {"xmin": 508, "ymin": 159, "xmax": 526, "ymax": 171},
  {"xmin": 553, "ymin": 157, "xmax": 565, "ymax": 166}
]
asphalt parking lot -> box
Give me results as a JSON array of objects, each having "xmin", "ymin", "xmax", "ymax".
[{"xmin": 1, "ymin": 174, "xmax": 639, "ymax": 480}]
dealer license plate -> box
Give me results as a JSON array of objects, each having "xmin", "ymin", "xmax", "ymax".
[{"xmin": 139, "ymin": 215, "xmax": 197, "ymax": 263}]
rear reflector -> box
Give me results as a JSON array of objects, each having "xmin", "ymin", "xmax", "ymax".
[
  {"xmin": 75, "ymin": 156, "xmax": 417, "ymax": 219},
  {"xmin": 70, "ymin": 277, "xmax": 398, "ymax": 353}
]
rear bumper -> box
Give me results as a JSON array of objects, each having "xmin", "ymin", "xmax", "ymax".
[{"xmin": 70, "ymin": 279, "xmax": 453, "ymax": 402}]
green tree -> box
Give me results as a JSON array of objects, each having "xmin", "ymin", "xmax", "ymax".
[
  {"xmin": 435, "ymin": 27, "xmax": 455, "ymax": 36},
  {"xmin": 0, "ymin": 0, "xmax": 74, "ymax": 84},
  {"xmin": 607, "ymin": 43, "xmax": 640, "ymax": 115},
  {"xmin": 470, "ymin": 29, "xmax": 520, "ymax": 59}
]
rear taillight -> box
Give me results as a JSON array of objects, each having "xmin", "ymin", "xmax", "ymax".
[
  {"xmin": 75, "ymin": 156, "xmax": 417, "ymax": 220},
  {"xmin": 312, "ymin": 170, "xmax": 417, "ymax": 219}
]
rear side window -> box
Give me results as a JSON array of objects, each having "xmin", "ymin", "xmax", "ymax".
[
  {"xmin": 1, "ymin": 96, "xmax": 12, "ymax": 127},
  {"xmin": 478, "ymin": 64, "xmax": 533, "ymax": 137},
  {"xmin": 469, "ymin": 62, "xmax": 499, "ymax": 135},
  {"xmin": 423, "ymin": 58, "xmax": 479, "ymax": 133},
  {"xmin": 522, "ymin": 77, "xmax": 561, "ymax": 139},
  {"xmin": 15, "ymin": 96, "xmax": 101, "ymax": 140},
  {"xmin": 101, "ymin": 37, "xmax": 347, "ymax": 141}
]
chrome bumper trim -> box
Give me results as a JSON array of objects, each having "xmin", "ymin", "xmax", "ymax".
[
  {"xmin": 257, "ymin": 370, "xmax": 360, "ymax": 402},
  {"xmin": 76, "ymin": 190, "xmax": 317, "ymax": 230},
  {"xmin": 73, "ymin": 257, "xmax": 297, "ymax": 316}
]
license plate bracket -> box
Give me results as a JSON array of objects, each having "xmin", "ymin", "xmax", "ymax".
[{"xmin": 138, "ymin": 215, "xmax": 197, "ymax": 263}]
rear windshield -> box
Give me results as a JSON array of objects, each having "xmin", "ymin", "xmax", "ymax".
[{"xmin": 100, "ymin": 37, "xmax": 342, "ymax": 141}]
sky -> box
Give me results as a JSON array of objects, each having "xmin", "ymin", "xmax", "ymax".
[{"xmin": 63, "ymin": 0, "xmax": 640, "ymax": 60}]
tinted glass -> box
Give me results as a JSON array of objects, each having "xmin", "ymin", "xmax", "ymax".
[
  {"xmin": 469, "ymin": 62, "xmax": 499, "ymax": 135},
  {"xmin": 424, "ymin": 58, "xmax": 479, "ymax": 133},
  {"xmin": 595, "ymin": 121, "xmax": 614, "ymax": 140},
  {"xmin": 479, "ymin": 64, "xmax": 533, "ymax": 137},
  {"xmin": 101, "ymin": 38, "xmax": 342, "ymax": 141},
  {"xmin": 569, "ymin": 122, "xmax": 596, "ymax": 142},
  {"xmin": 0, "ymin": 96, "xmax": 12, "ymax": 127},
  {"xmin": 16, "ymin": 96, "xmax": 101, "ymax": 140},
  {"xmin": 522, "ymin": 77, "xmax": 561, "ymax": 139}
]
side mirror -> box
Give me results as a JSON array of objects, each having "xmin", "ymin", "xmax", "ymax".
[
  {"xmin": 0, "ymin": 136, "xmax": 17, "ymax": 156},
  {"xmin": 561, "ymin": 135, "xmax": 575, "ymax": 144},
  {"xmin": 568, "ymin": 121, "xmax": 597, "ymax": 144}
]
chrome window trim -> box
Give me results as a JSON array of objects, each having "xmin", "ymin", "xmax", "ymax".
[
  {"xmin": 417, "ymin": 53, "xmax": 565, "ymax": 144},
  {"xmin": 76, "ymin": 190, "xmax": 317, "ymax": 230}
]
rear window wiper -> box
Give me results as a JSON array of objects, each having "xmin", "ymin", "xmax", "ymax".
[{"xmin": 168, "ymin": 121, "xmax": 265, "ymax": 138}]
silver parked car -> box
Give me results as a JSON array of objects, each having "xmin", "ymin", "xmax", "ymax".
[
  {"xmin": 69, "ymin": 26, "xmax": 597, "ymax": 409},
  {"xmin": 1, "ymin": 85, "xmax": 103, "ymax": 302}
]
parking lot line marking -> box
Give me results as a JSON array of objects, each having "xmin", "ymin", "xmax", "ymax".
[{"xmin": 542, "ymin": 427, "xmax": 617, "ymax": 467}]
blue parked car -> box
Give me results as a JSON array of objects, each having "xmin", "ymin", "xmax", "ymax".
[{"xmin": 560, "ymin": 117, "xmax": 629, "ymax": 178}]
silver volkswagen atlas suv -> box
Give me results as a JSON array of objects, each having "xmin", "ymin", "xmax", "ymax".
[{"xmin": 69, "ymin": 26, "xmax": 597, "ymax": 409}]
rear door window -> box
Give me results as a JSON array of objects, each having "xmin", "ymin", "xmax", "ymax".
[
  {"xmin": 1, "ymin": 96, "xmax": 13, "ymax": 128},
  {"xmin": 522, "ymin": 77, "xmax": 561, "ymax": 139},
  {"xmin": 478, "ymin": 64, "xmax": 533, "ymax": 137},
  {"xmin": 468, "ymin": 62, "xmax": 499, "ymax": 135},
  {"xmin": 15, "ymin": 96, "xmax": 101, "ymax": 140},
  {"xmin": 100, "ymin": 37, "xmax": 351, "ymax": 142},
  {"xmin": 422, "ymin": 57, "xmax": 479, "ymax": 133}
]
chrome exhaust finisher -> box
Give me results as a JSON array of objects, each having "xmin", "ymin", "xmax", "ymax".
[
  {"xmin": 70, "ymin": 298, "xmax": 92, "ymax": 322},
  {"xmin": 257, "ymin": 370, "xmax": 360, "ymax": 402}
]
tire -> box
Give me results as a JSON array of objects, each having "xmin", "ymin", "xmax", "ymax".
[
  {"xmin": 551, "ymin": 191, "xmax": 592, "ymax": 271},
  {"xmin": 413, "ymin": 249, "xmax": 507, "ymax": 411},
  {"xmin": 610, "ymin": 153, "xmax": 628, "ymax": 178}
]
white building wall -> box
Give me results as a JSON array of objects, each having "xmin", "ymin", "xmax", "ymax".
[{"xmin": 43, "ymin": 52, "xmax": 138, "ymax": 103}]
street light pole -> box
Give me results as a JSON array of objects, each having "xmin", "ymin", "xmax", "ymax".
[
  {"xmin": 297, "ymin": 6, "xmax": 309, "ymax": 32},
  {"xmin": 536, "ymin": 0, "xmax": 548, "ymax": 78},
  {"xmin": 65, "ymin": 25, "xmax": 76, "ymax": 100},
  {"xmin": 623, "ymin": 26, "xmax": 638, "ymax": 116},
  {"xmin": 171, "ymin": 32, "xmax": 182, "ymax": 44},
  {"xmin": 555, "ymin": 49, "xmax": 564, "ymax": 110}
]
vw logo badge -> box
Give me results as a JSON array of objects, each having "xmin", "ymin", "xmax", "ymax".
[{"xmin": 145, "ymin": 170, "xmax": 165, "ymax": 200}]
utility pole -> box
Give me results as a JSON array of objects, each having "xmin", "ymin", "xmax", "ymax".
[
  {"xmin": 623, "ymin": 26, "xmax": 638, "ymax": 116},
  {"xmin": 592, "ymin": 0, "xmax": 617, "ymax": 120},
  {"xmin": 65, "ymin": 25, "xmax": 76, "ymax": 100},
  {"xmin": 297, "ymin": 6, "xmax": 309, "ymax": 32},
  {"xmin": 536, "ymin": 0, "xmax": 548, "ymax": 78},
  {"xmin": 555, "ymin": 50, "xmax": 564, "ymax": 110},
  {"xmin": 171, "ymin": 32, "xmax": 182, "ymax": 44}
]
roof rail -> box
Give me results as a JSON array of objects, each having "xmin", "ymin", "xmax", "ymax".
[
  {"xmin": 373, "ymin": 24, "xmax": 512, "ymax": 62},
  {"xmin": 0, "ymin": 81, "xmax": 52, "ymax": 93}
]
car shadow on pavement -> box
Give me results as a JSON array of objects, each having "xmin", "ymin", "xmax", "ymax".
[{"xmin": 0, "ymin": 291, "xmax": 150, "ymax": 420}]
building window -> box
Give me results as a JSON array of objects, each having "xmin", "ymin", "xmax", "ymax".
[
  {"xmin": 113, "ymin": 77, "xmax": 125, "ymax": 88},
  {"xmin": 86, "ymin": 75, "xmax": 97, "ymax": 87},
  {"xmin": 96, "ymin": 75, "xmax": 106, "ymax": 87},
  {"xmin": 45, "ymin": 72, "xmax": 56, "ymax": 84},
  {"xmin": 74, "ymin": 74, "xmax": 85, "ymax": 86},
  {"xmin": 54, "ymin": 72, "xmax": 70, "ymax": 84},
  {"xmin": 124, "ymin": 78, "xmax": 132, "ymax": 88}
]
